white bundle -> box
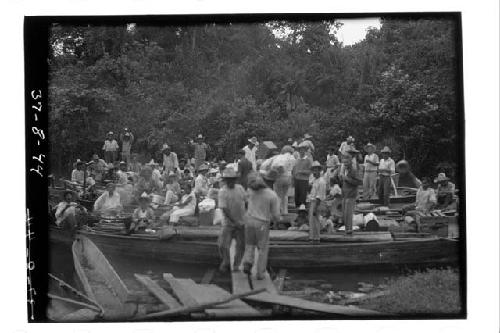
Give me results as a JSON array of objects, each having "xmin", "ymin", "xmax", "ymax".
[{"xmin": 198, "ymin": 198, "xmax": 216, "ymax": 212}]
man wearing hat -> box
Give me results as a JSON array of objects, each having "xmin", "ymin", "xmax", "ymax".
[
  {"xmin": 269, "ymin": 145, "xmax": 297, "ymax": 214},
  {"xmin": 190, "ymin": 134, "xmax": 209, "ymax": 170},
  {"xmin": 378, "ymin": 146, "xmax": 396, "ymax": 207},
  {"xmin": 130, "ymin": 192, "xmax": 155, "ymax": 233},
  {"xmin": 194, "ymin": 163, "xmax": 210, "ymax": 196},
  {"xmin": 88, "ymin": 154, "xmax": 107, "ymax": 183},
  {"xmin": 115, "ymin": 161, "xmax": 129, "ymax": 185},
  {"xmin": 434, "ymin": 173, "xmax": 455, "ymax": 208},
  {"xmin": 243, "ymin": 136, "xmax": 259, "ymax": 170},
  {"xmin": 292, "ymin": 141, "xmax": 313, "ymax": 208},
  {"xmin": 120, "ymin": 128, "xmax": 134, "ymax": 166},
  {"xmin": 396, "ymin": 160, "xmax": 421, "ymax": 189},
  {"xmin": 309, "ymin": 161, "xmax": 327, "ymax": 243},
  {"xmin": 241, "ymin": 172, "xmax": 280, "ymax": 280},
  {"xmin": 339, "ymin": 136, "xmax": 356, "ymax": 156},
  {"xmin": 237, "ymin": 149, "xmax": 253, "ymax": 189},
  {"xmin": 102, "ymin": 131, "xmax": 119, "ymax": 163},
  {"xmin": 363, "ymin": 143, "xmax": 379, "ymax": 200},
  {"xmin": 336, "ymin": 146, "xmax": 362, "ymax": 235},
  {"xmin": 302, "ymin": 133, "xmax": 315, "ymax": 160},
  {"xmin": 71, "ymin": 159, "xmax": 86, "ymax": 185},
  {"xmin": 54, "ymin": 190, "xmax": 87, "ymax": 231},
  {"xmin": 161, "ymin": 144, "xmax": 179, "ymax": 175},
  {"xmin": 94, "ymin": 183, "xmax": 123, "ymax": 215},
  {"xmin": 217, "ymin": 167, "xmax": 247, "ymax": 272}
]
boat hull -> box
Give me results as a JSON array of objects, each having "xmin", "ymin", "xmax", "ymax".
[{"xmin": 77, "ymin": 230, "xmax": 460, "ymax": 269}]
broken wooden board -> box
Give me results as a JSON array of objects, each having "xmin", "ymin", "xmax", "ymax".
[
  {"xmin": 162, "ymin": 273, "xmax": 199, "ymax": 307},
  {"xmin": 134, "ymin": 274, "xmax": 180, "ymax": 310},
  {"xmin": 242, "ymin": 292, "xmax": 384, "ymax": 316}
]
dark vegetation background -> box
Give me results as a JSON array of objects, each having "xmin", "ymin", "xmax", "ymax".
[{"xmin": 48, "ymin": 17, "xmax": 460, "ymax": 178}]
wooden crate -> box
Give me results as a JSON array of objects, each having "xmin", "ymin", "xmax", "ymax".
[
  {"xmin": 417, "ymin": 215, "xmax": 459, "ymax": 238},
  {"xmin": 199, "ymin": 209, "xmax": 215, "ymax": 226}
]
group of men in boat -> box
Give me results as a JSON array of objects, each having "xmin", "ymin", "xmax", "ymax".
[{"xmin": 54, "ymin": 131, "xmax": 457, "ymax": 279}]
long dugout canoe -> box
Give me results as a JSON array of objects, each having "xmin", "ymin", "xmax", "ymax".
[{"xmin": 78, "ymin": 229, "xmax": 460, "ymax": 269}]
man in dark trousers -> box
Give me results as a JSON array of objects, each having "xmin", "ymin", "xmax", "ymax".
[
  {"xmin": 292, "ymin": 142, "xmax": 312, "ymax": 208},
  {"xmin": 237, "ymin": 149, "xmax": 253, "ymax": 189},
  {"xmin": 217, "ymin": 167, "xmax": 247, "ymax": 272}
]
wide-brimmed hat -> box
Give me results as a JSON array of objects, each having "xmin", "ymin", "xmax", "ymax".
[
  {"xmin": 198, "ymin": 164, "xmax": 209, "ymax": 172},
  {"xmin": 364, "ymin": 143, "xmax": 376, "ymax": 152},
  {"xmin": 162, "ymin": 144, "xmax": 170, "ymax": 150},
  {"xmin": 248, "ymin": 137, "xmax": 259, "ymax": 145},
  {"xmin": 119, "ymin": 161, "xmax": 127, "ymax": 165},
  {"xmin": 208, "ymin": 168, "xmax": 218, "ymax": 174},
  {"xmin": 75, "ymin": 159, "xmax": 84, "ymax": 166},
  {"xmin": 281, "ymin": 145, "xmax": 294, "ymax": 154},
  {"xmin": 298, "ymin": 204, "xmax": 307, "ymax": 212},
  {"xmin": 434, "ymin": 173, "xmax": 449, "ymax": 183},
  {"xmin": 311, "ymin": 161, "xmax": 322, "ymax": 170},
  {"xmin": 124, "ymin": 132, "xmax": 131, "ymax": 137},
  {"xmin": 262, "ymin": 169, "xmax": 279, "ymax": 182},
  {"xmin": 380, "ymin": 146, "xmax": 391, "ymax": 153},
  {"xmin": 197, "ymin": 134, "xmax": 203, "ymax": 139},
  {"xmin": 138, "ymin": 192, "xmax": 151, "ymax": 202},
  {"xmin": 107, "ymin": 131, "xmax": 114, "ymax": 135},
  {"xmin": 304, "ymin": 133, "xmax": 312, "ymax": 139},
  {"xmin": 346, "ymin": 136, "xmax": 355, "ymax": 142},
  {"xmin": 222, "ymin": 168, "xmax": 238, "ymax": 178}
]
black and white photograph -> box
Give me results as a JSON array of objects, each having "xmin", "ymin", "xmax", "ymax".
[{"xmin": 10, "ymin": 0, "xmax": 499, "ymax": 331}]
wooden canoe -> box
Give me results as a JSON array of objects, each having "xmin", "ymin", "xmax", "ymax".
[
  {"xmin": 77, "ymin": 228, "xmax": 460, "ymax": 269},
  {"xmin": 72, "ymin": 235, "xmax": 139, "ymax": 320}
]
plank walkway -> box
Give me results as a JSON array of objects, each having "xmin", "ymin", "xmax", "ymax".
[{"xmin": 229, "ymin": 242, "xmax": 384, "ymax": 317}]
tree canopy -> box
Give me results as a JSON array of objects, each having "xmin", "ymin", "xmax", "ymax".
[{"xmin": 48, "ymin": 18, "xmax": 460, "ymax": 178}]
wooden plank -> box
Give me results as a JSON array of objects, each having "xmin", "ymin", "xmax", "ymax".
[
  {"xmin": 162, "ymin": 273, "xmax": 199, "ymax": 307},
  {"xmin": 201, "ymin": 269, "xmax": 216, "ymax": 284},
  {"xmin": 243, "ymin": 292, "xmax": 384, "ymax": 316},
  {"xmin": 201, "ymin": 284, "xmax": 263, "ymax": 317},
  {"xmin": 134, "ymin": 274, "xmax": 181, "ymax": 309},
  {"xmin": 273, "ymin": 269, "xmax": 287, "ymax": 293}
]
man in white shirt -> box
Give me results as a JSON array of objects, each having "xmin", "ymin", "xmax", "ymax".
[
  {"xmin": 308, "ymin": 161, "xmax": 327, "ymax": 243},
  {"xmin": 363, "ymin": 143, "xmax": 379, "ymax": 200},
  {"xmin": 269, "ymin": 145, "xmax": 297, "ymax": 214},
  {"xmin": 103, "ymin": 131, "xmax": 119, "ymax": 163},
  {"xmin": 71, "ymin": 159, "xmax": 85, "ymax": 184},
  {"xmin": 94, "ymin": 183, "xmax": 123, "ymax": 215},
  {"xmin": 116, "ymin": 161, "xmax": 129, "ymax": 185},
  {"xmin": 378, "ymin": 146, "xmax": 395, "ymax": 207},
  {"xmin": 243, "ymin": 136, "xmax": 259, "ymax": 170},
  {"xmin": 302, "ymin": 133, "xmax": 315, "ymax": 161},
  {"xmin": 54, "ymin": 190, "xmax": 86, "ymax": 229},
  {"xmin": 162, "ymin": 144, "xmax": 179, "ymax": 174},
  {"xmin": 339, "ymin": 136, "xmax": 355, "ymax": 156},
  {"xmin": 194, "ymin": 163, "xmax": 210, "ymax": 196}
]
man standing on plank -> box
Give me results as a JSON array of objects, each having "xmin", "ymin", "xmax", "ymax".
[
  {"xmin": 378, "ymin": 146, "xmax": 395, "ymax": 207},
  {"xmin": 292, "ymin": 142, "xmax": 312, "ymax": 208},
  {"xmin": 217, "ymin": 167, "xmax": 247, "ymax": 272},
  {"xmin": 190, "ymin": 134, "xmax": 209, "ymax": 170},
  {"xmin": 308, "ymin": 161, "xmax": 327, "ymax": 244},
  {"xmin": 242, "ymin": 171, "xmax": 280, "ymax": 280}
]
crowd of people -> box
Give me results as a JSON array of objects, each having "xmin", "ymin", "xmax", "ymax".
[{"xmin": 54, "ymin": 130, "xmax": 458, "ymax": 279}]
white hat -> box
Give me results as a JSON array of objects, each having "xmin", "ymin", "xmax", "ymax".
[
  {"xmin": 162, "ymin": 144, "xmax": 170, "ymax": 150},
  {"xmin": 108, "ymin": 131, "xmax": 114, "ymax": 135},
  {"xmin": 434, "ymin": 173, "xmax": 450, "ymax": 183},
  {"xmin": 311, "ymin": 161, "xmax": 322, "ymax": 169},
  {"xmin": 197, "ymin": 134, "xmax": 203, "ymax": 139},
  {"xmin": 138, "ymin": 192, "xmax": 151, "ymax": 202},
  {"xmin": 209, "ymin": 168, "xmax": 218, "ymax": 174},
  {"xmin": 248, "ymin": 137, "xmax": 258, "ymax": 145},
  {"xmin": 304, "ymin": 133, "xmax": 312, "ymax": 139},
  {"xmin": 298, "ymin": 204, "xmax": 307, "ymax": 211},
  {"xmin": 147, "ymin": 159, "xmax": 158, "ymax": 166}
]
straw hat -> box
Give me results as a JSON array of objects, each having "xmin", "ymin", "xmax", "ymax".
[
  {"xmin": 248, "ymin": 137, "xmax": 259, "ymax": 145},
  {"xmin": 138, "ymin": 192, "xmax": 151, "ymax": 202},
  {"xmin": 281, "ymin": 145, "xmax": 294, "ymax": 154},
  {"xmin": 346, "ymin": 136, "xmax": 355, "ymax": 142},
  {"xmin": 162, "ymin": 144, "xmax": 170, "ymax": 150},
  {"xmin": 262, "ymin": 169, "xmax": 279, "ymax": 182},
  {"xmin": 198, "ymin": 164, "xmax": 209, "ymax": 172},
  {"xmin": 298, "ymin": 204, "xmax": 307, "ymax": 212},
  {"xmin": 108, "ymin": 131, "xmax": 114, "ymax": 135},
  {"xmin": 310, "ymin": 161, "xmax": 322, "ymax": 170},
  {"xmin": 119, "ymin": 161, "xmax": 127, "ymax": 165},
  {"xmin": 434, "ymin": 173, "xmax": 449, "ymax": 183},
  {"xmin": 364, "ymin": 143, "xmax": 376, "ymax": 152},
  {"xmin": 222, "ymin": 168, "xmax": 238, "ymax": 179},
  {"xmin": 304, "ymin": 133, "xmax": 312, "ymax": 139},
  {"xmin": 208, "ymin": 168, "xmax": 218, "ymax": 175},
  {"xmin": 197, "ymin": 134, "xmax": 203, "ymax": 139},
  {"xmin": 380, "ymin": 146, "xmax": 392, "ymax": 153}
]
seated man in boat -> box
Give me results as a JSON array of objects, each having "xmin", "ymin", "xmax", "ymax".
[
  {"xmin": 434, "ymin": 173, "xmax": 456, "ymax": 209},
  {"xmin": 116, "ymin": 161, "xmax": 129, "ymax": 185},
  {"xmin": 160, "ymin": 182, "xmax": 197, "ymax": 224},
  {"xmin": 54, "ymin": 190, "xmax": 87, "ymax": 232},
  {"xmin": 163, "ymin": 171, "xmax": 181, "ymax": 205},
  {"xmin": 241, "ymin": 171, "xmax": 280, "ymax": 280},
  {"xmin": 134, "ymin": 166, "xmax": 161, "ymax": 199},
  {"xmin": 71, "ymin": 159, "xmax": 85, "ymax": 185},
  {"xmin": 88, "ymin": 154, "xmax": 107, "ymax": 183},
  {"xmin": 288, "ymin": 204, "xmax": 309, "ymax": 230},
  {"xmin": 217, "ymin": 167, "xmax": 247, "ymax": 272},
  {"xmin": 93, "ymin": 183, "xmax": 123, "ymax": 216},
  {"xmin": 194, "ymin": 163, "xmax": 210, "ymax": 196},
  {"xmin": 130, "ymin": 192, "xmax": 156, "ymax": 233},
  {"xmin": 402, "ymin": 177, "xmax": 437, "ymax": 215}
]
